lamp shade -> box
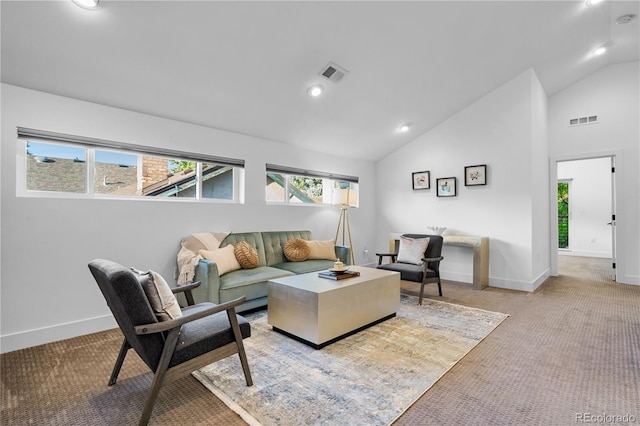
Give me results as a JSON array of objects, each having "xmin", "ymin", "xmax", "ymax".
[{"xmin": 332, "ymin": 188, "xmax": 358, "ymax": 207}]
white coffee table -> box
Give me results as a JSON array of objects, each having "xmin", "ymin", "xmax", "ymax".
[{"xmin": 267, "ymin": 266, "xmax": 400, "ymax": 349}]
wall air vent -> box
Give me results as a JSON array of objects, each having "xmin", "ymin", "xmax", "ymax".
[
  {"xmin": 319, "ymin": 62, "xmax": 349, "ymax": 83},
  {"xmin": 568, "ymin": 115, "xmax": 598, "ymax": 127}
]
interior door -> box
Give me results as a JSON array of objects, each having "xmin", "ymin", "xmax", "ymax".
[{"xmin": 609, "ymin": 157, "xmax": 617, "ymax": 281}]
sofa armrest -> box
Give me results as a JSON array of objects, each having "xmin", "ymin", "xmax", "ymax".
[
  {"xmin": 191, "ymin": 259, "xmax": 222, "ymax": 304},
  {"xmin": 335, "ymin": 245, "xmax": 350, "ymax": 265}
]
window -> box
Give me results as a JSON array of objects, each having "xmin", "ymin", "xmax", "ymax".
[
  {"xmin": 18, "ymin": 127, "xmax": 244, "ymax": 202},
  {"xmin": 266, "ymin": 164, "xmax": 358, "ymax": 206}
]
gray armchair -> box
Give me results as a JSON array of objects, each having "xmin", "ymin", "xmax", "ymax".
[
  {"xmin": 376, "ymin": 234, "xmax": 444, "ymax": 304},
  {"xmin": 88, "ymin": 259, "xmax": 253, "ymax": 426}
]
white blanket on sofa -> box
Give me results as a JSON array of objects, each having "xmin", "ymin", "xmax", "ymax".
[{"xmin": 177, "ymin": 232, "xmax": 230, "ymax": 285}]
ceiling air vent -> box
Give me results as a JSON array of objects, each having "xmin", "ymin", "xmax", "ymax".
[
  {"xmin": 319, "ymin": 62, "xmax": 349, "ymax": 83},
  {"xmin": 569, "ymin": 115, "xmax": 598, "ymax": 127}
]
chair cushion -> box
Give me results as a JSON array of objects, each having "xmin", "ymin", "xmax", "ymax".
[
  {"xmin": 131, "ymin": 268, "xmax": 182, "ymax": 321},
  {"xmin": 307, "ymin": 240, "xmax": 337, "ymax": 260},
  {"xmin": 200, "ymin": 245, "xmax": 242, "ymax": 276},
  {"xmin": 378, "ymin": 262, "xmax": 424, "ymax": 282},
  {"xmin": 397, "ymin": 236, "xmax": 430, "ymax": 265},
  {"xmin": 169, "ymin": 303, "xmax": 251, "ymax": 367},
  {"xmin": 283, "ymin": 238, "xmax": 310, "ymax": 262},
  {"xmin": 234, "ymin": 241, "xmax": 259, "ymax": 269}
]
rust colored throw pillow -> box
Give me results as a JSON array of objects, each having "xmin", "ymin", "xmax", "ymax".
[
  {"xmin": 284, "ymin": 238, "xmax": 310, "ymax": 262},
  {"xmin": 234, "ymin": 241, "xmax": 259, "ymax": 269}
]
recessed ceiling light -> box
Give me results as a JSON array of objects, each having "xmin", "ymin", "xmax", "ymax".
[
  {"xmin": 72, "ymin": 0, "xmax": 100, "ymax": 10},
  {"xmin": 307, "ymin": 84, "xmax": 324, "ymax": 97},
  {"xmin": 591, "ymin": 45, "xmax": 607, "ymax": 56},
  {"xmin": 585, "ymin": 0, "xmax": 603, "ymax": 6},
  {"xmin": 398, "ymin": 123, "xmax": 411, "ymax": 133}
]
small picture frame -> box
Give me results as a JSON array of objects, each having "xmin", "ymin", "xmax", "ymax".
[
  {"xmin": 465, "ymin": 164, "xmax": 487, "ymax": 186},
  {"xmin": 412, "ymin": 171, "xmax": 430, "ymax": 190},
  {"xmin": 436, "ymin": 177, "xmax": 457, "ymax": 197}
]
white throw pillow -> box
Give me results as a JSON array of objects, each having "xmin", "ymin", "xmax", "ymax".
[
  {"xmin": 396, "ymin": 236, "xmax": 430, "ymax": 265},
  {"xmin": 131, "ymin": 268, "xmax": 182, "ymax": 320},
  {"xmin": 306, "ymin": 240, "xmax": 337, "ymax": 260},
  {"xmin": 199, "ymin": 245, "xmax": 242, "ymax": 276}
]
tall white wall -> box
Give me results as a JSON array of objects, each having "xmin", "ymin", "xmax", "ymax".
[
  {"xmin": 549, "ymin": 61, "xmax": 639, "ymax": 285},
  {"xmin": 0, "ymin": 84, "xmax": 377, "ymax": 353},
  {"xmin": 375, "ymin": 69, "xmax": 550, "ymax": 292},
  {"xmin": 557, "ymin": 157, "xmax": 613, "ymax": 258}
]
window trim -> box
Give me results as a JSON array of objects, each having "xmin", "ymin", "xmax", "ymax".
[
  {"xmin": 265, "ymin": 164, "xmax": 359, "ymax": 206},
  {"xmin": 17, "ymin": 128, "xmax": 244, "ymax": 202},
  {"xmin": 18, "ymin": 127, "xmax": 245, "ymax": 168},
  {"xmin": 265, "ymin": 163, "xmax": 358, "ymax": 183}
]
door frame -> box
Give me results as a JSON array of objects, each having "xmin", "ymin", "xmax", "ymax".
[{"xmin": 549, "ymin": 149, "xmax": 623, "ymax": 278}]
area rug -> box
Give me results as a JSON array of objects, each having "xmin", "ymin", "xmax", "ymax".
[{"xmin": 193, "ymin": 294, "xmax": 509, "ymax": 426}]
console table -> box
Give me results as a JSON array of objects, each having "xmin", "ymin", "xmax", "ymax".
[{"xmin": 389, "ymin": 233, "xmax": 490, "ymax": 290}]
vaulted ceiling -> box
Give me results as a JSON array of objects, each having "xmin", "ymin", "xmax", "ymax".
[{"xmin": 2, "ymin": 1, "xmax": 638, "ymax": 161}]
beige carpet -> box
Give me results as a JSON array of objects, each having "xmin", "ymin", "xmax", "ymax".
[
  {"xmin": 193, "ymin": 294, "xmax": 508, "ymax": 426},
  {"xmin": 2, "ymin": 256, "xmax": 638, "ymax": 425}
]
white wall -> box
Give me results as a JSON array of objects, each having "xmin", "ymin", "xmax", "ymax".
[
  {"xmin": 0, "ymin": 84, "xmax": 377, "ymax": 353},
  {"xmin": 557, "ymin": 157, "xmax": 613, "ymax": 258},
  {"xmin": 549, "ymin": 61, "xmax": 639, "ymax": 285},
  {"xmin": 375, "ymin": 69, "xmax": 550, "ymax": 292}
]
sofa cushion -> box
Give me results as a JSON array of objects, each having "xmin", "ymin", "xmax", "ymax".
[
  {"xmin": 307, "ymin": 239, "xmax": 337, "ymax": 260},
  {"xmin": 234, "ymin": 241, "xmax": 259, "ymax": 269},
  {"xmin": 131, "ymin": 268, "xmax": 182, "ymax": 321},
  {"xmin": 221, "ymin": 232, "xmax": 267, "ymax": 267},
  {"xmin": 219, "ymin": 266, "xmax": 293, "ymax": 290},
  {"xmin": 272, "ymin": 259, "xmax": 335, "ymax": 274},
  {"xmin": 199, "ymin": 245, "xmax": 242, "ymax": 276},
  {"xmin": 219, "ymin": 266, "xmax": 294, "ymax": 303},
  {"xmin": 262, "ymin": 230, "xmax": 312, "ymax": 266},
  {"xmin": 283, "ymin": 238, "xmax": 310, "ymax": 262}
]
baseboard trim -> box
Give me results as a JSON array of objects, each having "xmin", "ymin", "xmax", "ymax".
[
  {"xmin": 559, "ymin": 251, "xmax": 611, "ymax": 258},
  {"xmin": 618, "ymin": 274, "xmax": 640, "ymax": 286},
  {"xmin": 1, "ymin": 314, "xmax": 117, "ymax": 354}
]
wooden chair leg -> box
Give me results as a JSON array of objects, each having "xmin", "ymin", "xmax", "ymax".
[
  {"xmin": 139, "ymin": 328, "xmax": 181, "ymax": 426},
  {"xmin": 227, "ymin": 309, "xmax": 253, "ymax": 386},
  {"xmin": 419, "ymin": 284, "xmax": 425, "ymax": 305},
  {"xmin": 437, "ymin": 279, "xmax": 443, "ymax": 296},
  {"xmin": 109, "ymin": 338, "xmax": 131, "ymax": 386}
]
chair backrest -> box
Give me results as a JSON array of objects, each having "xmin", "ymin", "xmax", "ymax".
[
  {"xmin": 88, "ymin": 259, "xmax": 165, "ymax": 371},
  {"xmin": 402, "ymin": 234, "xmax": 443, "ymax": 270}
]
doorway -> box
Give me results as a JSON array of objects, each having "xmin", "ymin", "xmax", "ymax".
[{"xmin": 553, "ymin": 156, "xmax": 615, "ymax": 281}]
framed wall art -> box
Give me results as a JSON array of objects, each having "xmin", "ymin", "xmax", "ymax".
[
  {"xmin": 465, "ymin": 164, "xmax": 487, "ymax": 186},
  {"xmin": 436, "ymin": 177, "xmax": 457, "ymax": 197},
  {"xmin": 412, "ymin": 171, "xmax": 430, "ymax": 190}
]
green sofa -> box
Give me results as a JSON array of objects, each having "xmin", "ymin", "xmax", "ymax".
[{"xmin": 188, "ymin": 230, "xmax": 350, "ymax": 312}]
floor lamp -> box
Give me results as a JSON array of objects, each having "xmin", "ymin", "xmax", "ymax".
[{"xmin": 333, "ymin": 188, "xmax": 357, "ymax": 265}]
